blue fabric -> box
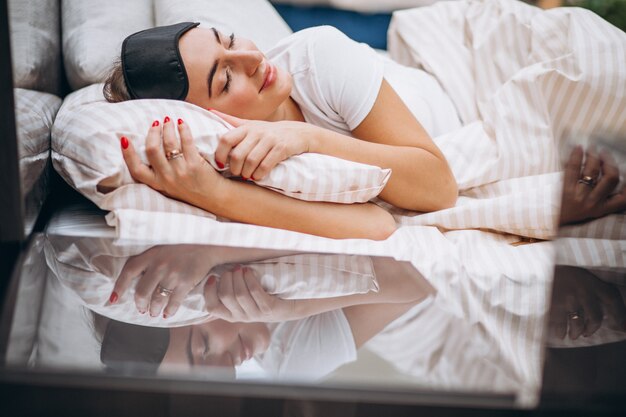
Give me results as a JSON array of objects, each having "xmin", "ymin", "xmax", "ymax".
[{"xmin": 273, "ymin": 4, "xmax": 392, "ymax": 50}]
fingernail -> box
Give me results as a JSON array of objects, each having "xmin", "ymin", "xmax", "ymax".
[
  {"xmin": 207, "ymin": 108, "xmax": 214, "ymax": 111},
  {"xmin": 163, "ymin": 313, "xmax": 169, "ymax": 319},
  {"xmin": 120, "ymin": 136, "xmax": 129, "ymax": 150},
  {"xmin": 206, "ymin": 276, "xmax": 216, "ymax": 286},
  {"xmin": 152, "ymin": 120, "xmax": 159, "ymax": 127},
  {"xmin": 251, "ymin": 175, "xmax": 256, "ymax": 181},
  {"xmin": 216, "ymin": 160, "xmax": 225, "ymax": 169},
  {"xmin": 109, "ymin": 291, "xmax": 119, "ymax": 304},
  {"xmin": 242, "ymin": 176, "xmax": 248, "ymax": 181},
  {"xmin": 139, "ymin": 309, "xmax": 146, "ymax": 315},
  {"xmin": 233, "ymin": 265, "xmax": 242, "ymax": 272},
  {"xmin": 164, "ymin": 116, "xmax": 170, "ymax": 124},
  {"xmin": 177, "ymin": 118, "xmax": 183, "ymax": 125}
]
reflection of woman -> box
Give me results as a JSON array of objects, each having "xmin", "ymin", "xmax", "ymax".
[
  {"xmin": 100, "ymin": 263, "xmax": 431, "ymax": 379},
  {"xmin": 103, "ymin": 23, "xmax": 461, "ymax": 240}
]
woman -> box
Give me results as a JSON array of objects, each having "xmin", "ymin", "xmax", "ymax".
[
  {"xmin": 103, "ymin": 22, "xmax": 461, "ymax": 240},
  {"xmin": 100, "ymin": 261, "xmax": 432, "ymax": 379}
]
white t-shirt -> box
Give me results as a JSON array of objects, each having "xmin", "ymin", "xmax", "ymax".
[
  {"xmin": 267, "ymin": 26, "xmax": 462, "ymax": 138},
  {"xmin": 256, "ymin": 309, "xmax": 357, "ymax": 380}
]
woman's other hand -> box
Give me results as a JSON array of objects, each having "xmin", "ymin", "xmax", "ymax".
[
  {"xmin": 559, "ymin": 146, "xmax": 626, "ymax": 225},
  {"xmin": 204, "ymin": 266, "xmax": 296, "ymax": 323},
  {"xmin": 121, "ymin": 116, "xmax": 227, "ymax": 208},
  {"xmin": 110, "ymin": 245, "xmax": 217, "ymax": 319},
  {"xmin": 549, "ymin": 266, "xmax": 626, "ymax": 340},
  {"xmin": 211, "ymin": 109, "xmax": 313, "ymax": 181}
]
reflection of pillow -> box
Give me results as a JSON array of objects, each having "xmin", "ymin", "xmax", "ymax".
[
  {"xmin": 51, "ymin": 84, "xmax": 391, "ymax": 217},
  {"xmin": 61, "ymin": 0, "xmax": 154, "ymax": 90},
  {"xmin": 44, "ymin": 235, "xmax": 379, "ymax": 327},
  {"xmin": 155, "ymin": 0, "xmax": 292, "ymax": 52}
]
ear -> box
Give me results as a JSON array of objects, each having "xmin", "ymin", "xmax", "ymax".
[{"xmin": 209, "ymin": 109, "xmax": 247, "ymax": 127}]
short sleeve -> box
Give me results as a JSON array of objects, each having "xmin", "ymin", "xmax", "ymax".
[
  {"xmin": 259, "ymin": 310, "xmax": 357, "ymax": 380},
  {"xmin": 309, "ymin": 26, "xmax": 384, "ymax": 130}
]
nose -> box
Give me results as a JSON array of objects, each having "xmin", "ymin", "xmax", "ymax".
[{"xmin": 226, "ymin": 50, "xmax": 263, "ymax": 77}]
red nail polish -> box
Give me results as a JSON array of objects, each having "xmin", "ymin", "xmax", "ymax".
[
  {"xmin": 177, "ymin": 118, "xmax": 183, "ymax": 125},
  {"xmin": 152, "ymin": 120, "xmax": 159, "ymax": 127},
  {"xmin": 109, "ymin": 291, "xmax": 119, "ymax": 304},
  {"xmin": 163, "ymin": 313, "xmax": 169, "ymax": 319},
  {"xmin": 251, "ymin": 175, "xmax": 256, "ymax": 181},
  {"xmin": 242, "ymin": 176, "xmax": 248, "ymax": 181},
  {"xmin": 207, "ymin": 108, "xmax": 214, "ymax": 111},
  {"xmin": 206, "ymin": 276, "xmax": 216, "ymax": 286},
  {"xmin": 120, "ymin": 137, "xmax": 129, "ymax": 150},
  {"xmin": 164, "ymin": 116, "xmax": 170, "ymax": 123},
  {"xmin": 216, "ymin": 160, "xmax": 225, "ymax": 169}
]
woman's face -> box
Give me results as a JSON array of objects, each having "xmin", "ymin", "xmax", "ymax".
[
  {"xmin": 179, "ymin": 27, "xmax": 292, "ymax": 120},
  {"xmin": 160, "ymin": 319, "xmax": 271, "ymax": 375}
]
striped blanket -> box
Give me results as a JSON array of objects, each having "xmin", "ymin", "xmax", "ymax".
[{"xmin": 54, "ymin": 0, "xmax": 624, "ymax": 404}]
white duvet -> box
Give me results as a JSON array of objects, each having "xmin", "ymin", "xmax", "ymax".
[{"xmin": 43, "ymin": 0, "xmax": 625, "ymax": 406}]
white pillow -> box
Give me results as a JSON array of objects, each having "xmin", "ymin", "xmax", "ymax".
[
  {"xmin": 61, "ymin": 0, "xmax": 154, "ymax": 90},
  {"xmin": 51, "ymin": 84, "xmax": 391, "ymax": 217},
  {"xmin": 44, "ymin": 235, "xmax": 379, "ymax": 327},
  {"xmin": 8, "ymin": 0, "xmax": 61, "ymax": 94},
  {"xmin": 155, "ymin": 0, "xmax": 293, "ymax": 52}
]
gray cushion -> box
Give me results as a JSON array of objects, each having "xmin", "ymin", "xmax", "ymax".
[{"xmin": 8, "ymin": 0, "xmax": 61, "ymax": 94}]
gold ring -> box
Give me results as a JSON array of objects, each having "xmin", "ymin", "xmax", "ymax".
[
  {"xmin": 166, "ymin": 149, "xmax": 183, "ymax": 161},
  {"xmin": 157, "ymin": 285, "xmax": 174, "ymax": 297},
  {"xmin": 567, "ymin": 310, "xmax": 583, "ymax": 320},
  {"xmin": 577, "ymin": 175, "xmax": 595, "ymax": 187}
]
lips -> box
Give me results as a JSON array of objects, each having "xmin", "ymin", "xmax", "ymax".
[{"xmin": 259, "ymin": 61, "xmax": 275, "ymax": 93}]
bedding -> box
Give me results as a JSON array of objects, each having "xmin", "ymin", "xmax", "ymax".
[
  {"xmin": 61, "ymin": 0, "xmax": 154, "ymax": 90},
  {"xmin": 51, "ymin": 84, "xmax": 391, "ymax": 217},
  {"xmin": 14, "ymin": 88, "xmax": 62, "ymax": 195},
  {"xmin": 43, "ymin": 235, "xmax": 379, "ymax": 327},
  {"xmin": 89, "ymin": 0, "xmax": 624, "ymax": 405}
]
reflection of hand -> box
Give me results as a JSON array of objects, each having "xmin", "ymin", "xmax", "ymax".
[
  {"xmin": 211, "ymin": 109, "xmax": 312, "ymax": 181},
  {"xmin": 111, "ymin": 245, "xmax": 216, "ymax": 318},
  {"xmin": 203, "ymin": 266, "xmax": 296, "ymax": 323},
  {"xmin": 121, "ymin": 116, "xmax": 227, "ymax": 208},
  {"xmin": 559, "ymin": 146, "xmax": 626, "ymax": 225},
  {"xmin": 549, "ymin": 266, "xmax": 626, "ymax": 340}
]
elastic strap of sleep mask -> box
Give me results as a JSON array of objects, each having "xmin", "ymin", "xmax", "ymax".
[
  {"xmin": 100, "ymin": 319, "xmax": 170, "ymax": 374},
  {"xmin": 122, "ymin": 22, "xmax": 200, "ymax": 100}
]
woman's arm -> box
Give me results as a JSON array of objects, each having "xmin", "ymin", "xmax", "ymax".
[
  {"xmin": 204, "ymin": 257, "xmax": 434, "ymax": 324},
  {"xmin": 311, "ymin": 79, "xmax": 458, "ymax": 212},
  {"xmin": 122, "ymin": 118, "xmax": 396, "ymax": 241},
  {"xmin": 213, "ymin": 79, "xmax": 458, "ymax": 212}
]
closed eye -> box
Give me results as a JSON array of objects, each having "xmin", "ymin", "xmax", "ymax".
[{"xmin": 222, "ymin": 33, "xmax": 236, "ymax": 94}]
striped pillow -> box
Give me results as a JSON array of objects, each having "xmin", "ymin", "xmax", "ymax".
[{"xmin": 51, "ymin": 84, "xmax": 391, "ymax": 217}]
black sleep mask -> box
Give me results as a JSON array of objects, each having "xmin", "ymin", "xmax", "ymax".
[
  {"xmin": 100, "ymin": 319, "xmax": 170, "ymax": 374},
  {"xmin": 122, "ymin": 22, "xmax": 200, "ymax": 100}
]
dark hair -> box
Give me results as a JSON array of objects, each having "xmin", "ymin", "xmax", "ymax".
[{"xmin": 103, "ymin": 60, "xmax": 132, "ymax": 103}]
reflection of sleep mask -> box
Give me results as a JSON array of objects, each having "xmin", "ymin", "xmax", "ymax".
[
  {"xmin": 100, "ymin": 319, "xmax": 170, "ymax": 374},
  {"xmin": 122, "ymin": 21, "xmax": 200, "ymax": 100}
]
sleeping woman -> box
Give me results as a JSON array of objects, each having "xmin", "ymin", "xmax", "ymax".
[{"xmin": 103, "ymin": 22, "xmax": 462, "ymax": 240}]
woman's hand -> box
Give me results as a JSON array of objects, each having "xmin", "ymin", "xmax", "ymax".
[
  {"xmin": 121, "ymin": 116, "xmax": 226, "ymax": 208},
  {"xmin": 559, "ymin": 146, "xmax": 626, "ymax": 225},
  {"xmin": 549, "ymin": 266, "xmax": 626, "ymax": 340},
  {"xmin": 211, "ymin": 110, "xmax": 314, "ymax": 181},
  {"xmin": 203, "ymin": 265, "xmax": 296, "ymax": 323},
  {"xmin": 110, "ymin": 245, "xmax": 217, "ymax": 318}
]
